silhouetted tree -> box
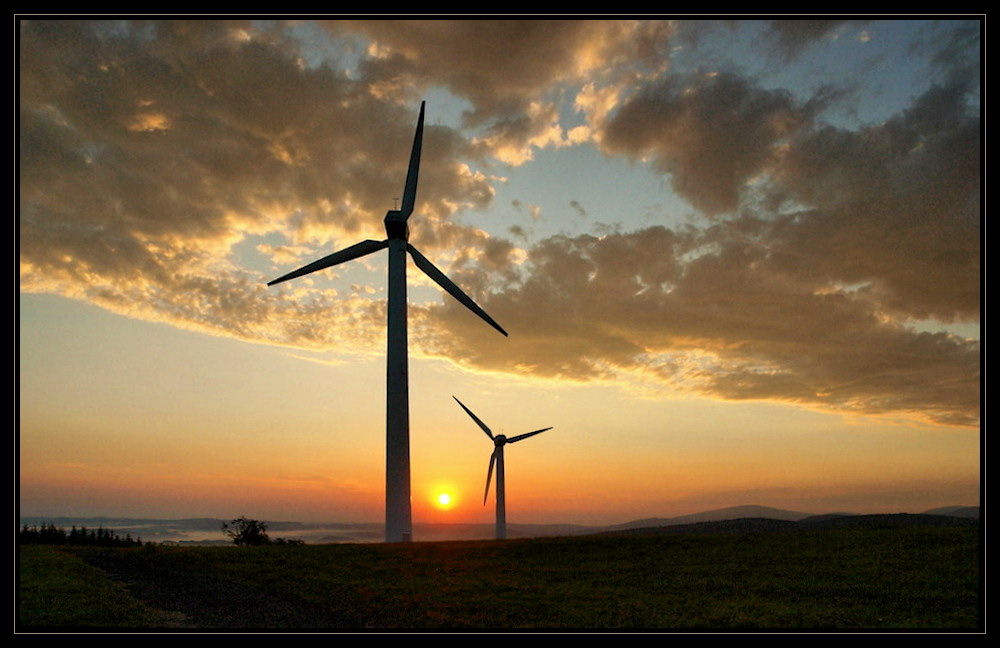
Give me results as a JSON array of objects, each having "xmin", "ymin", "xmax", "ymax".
[
  {"xmin": 223, "ymin": 517, "xmax": 271, "ymax": 546},
  {"xmin": 41, "ymin": 523, "xmax": 66, "ymax": 545}
]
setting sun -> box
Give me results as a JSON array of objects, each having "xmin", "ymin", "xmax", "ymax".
[{"xmin": 436, "ymin": 492, "xmax": 452, "ymax": 508}]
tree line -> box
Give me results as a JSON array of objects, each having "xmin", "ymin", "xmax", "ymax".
[
  {"xmin": 19, "ymin": 523, "xmax": 145, "ymax": 547},
  {"xmin": 18, "ymin": 518, "xmax": 306, "ymax": 547}
]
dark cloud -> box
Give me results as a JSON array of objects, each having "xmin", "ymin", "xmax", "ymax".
[
  {"xmin": 419, "ymin": 220, "xmax": 979, "ymax": 427},
  {"xmin": 419, "ymin": 63, "xmax": 980, "ymax": 428},
  {"xmin": 594, "ymin": 56, "xmax": 979, "ymax": 320},
  {"xmin": 909, "ymin": 19, "xmax": 981, "ymax": 89},
  {"xmin": 336, "ymin": 20, "xmax": 672, "ymax": 117},
  {"xmin": 670, "ymin": 20, "xmax": 868, "ymax": 65},
  {"xmin": 763, "ymin": 20, "xmax": 867, "ymax": 59},
  {"xmin": 764, "ymin": 80, "xmax": 981, "ymax": 321},
  {"xmin": 20, "ymin": 19, "xmax": 496, "ymax": 236},
  {"xmin": 19, "ymin": 19, "xmax": 495, "ymax": 347},
  {"xmin": 334, "ymin": 19, "xmax": 675, "ymax": 163},
  {"xmin": 508, "ymin": 225, "xmax": 528, "ymax": 240},
  {"xmin": 601, "ymin": 71, "xmax": 813, "ymax": 215}
]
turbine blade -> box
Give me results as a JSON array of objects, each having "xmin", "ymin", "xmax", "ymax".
[
  {"xmin": 267, "ymin": 239, "xmax": 388, "ymax": 286},
  {"xmin": 484, "ymin": 449, "xmax": 497, "ymax": 505},
  {"xmin": 399, "ymin": 101, "xmax": 425, "ymax": 220},
  {"xmin": 453, "ymin": 396, "xmax": 494, "ymax": 440},
  {"xmin": 507, "ymin": 427, "xmax": 554, "ymax": 444},
  {"xmin": 409, "ymin": 245, "xmax": 508, "ymax": 337}
]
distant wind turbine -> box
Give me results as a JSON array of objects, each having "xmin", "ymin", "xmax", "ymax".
[
  {"xmin": 453, "ymin": 396, "xmax": 552, "ymax": 540},
  {"xmin": 268, "ymin": 103, "xmax": 508, "ymax": 543}
]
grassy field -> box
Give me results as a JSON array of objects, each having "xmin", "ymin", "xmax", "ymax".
[
  {"xmin": 17, "ymin": 526, "xmax": 981, "ymax": 630},
  {"xmin": 17, "ymin": 544, "xmax": 191, "ymax": 628}
]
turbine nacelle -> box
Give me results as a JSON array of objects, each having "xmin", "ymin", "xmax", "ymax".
[{"xmin": 384, "ymin": 212, "xmax": 409, "ymax": 241}]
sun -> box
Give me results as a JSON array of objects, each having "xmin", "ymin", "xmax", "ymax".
[{"xmin": 427, "ymin": 482, "xmax": 458, "ymax": 511}]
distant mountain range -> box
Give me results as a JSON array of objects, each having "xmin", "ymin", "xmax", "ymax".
[
  {"xmin": 605, "ymin": 504, "xmax": 815, "ymax": 531},
  {"xmin": 602, "ymin": 504, "xmax": 981, "ymax": 534},
  {"xmin": 599, "ymin": 512, "xmax": 980, "ymax": 537},
  {"xmin": 19, "ymin": 504, "xmax": 979, "ymax": 545},
  {"xmin": 922, "ymin": 505, "xmax": 980, "ymax": 518}
]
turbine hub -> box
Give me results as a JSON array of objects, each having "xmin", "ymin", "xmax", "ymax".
[
  {"xmin": 384, "ymin": 211, "xmax": 409, "ymax": 240},
  {"xmin": 494, "ymin": 435, "xmax": 507, "ymax": 446}
]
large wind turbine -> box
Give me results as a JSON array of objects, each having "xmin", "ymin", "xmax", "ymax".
[
  {"xmin": 268, "ymin": 103, "xmax": 508, "ymax": 543},
  {"xmin": 453, "ymin": 396, "xmax": 552, "ymax": 540}
]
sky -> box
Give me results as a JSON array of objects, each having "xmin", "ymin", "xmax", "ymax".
[{"xmin": 19, "ymin": 19, "xmax": 981, "ymax": 528}]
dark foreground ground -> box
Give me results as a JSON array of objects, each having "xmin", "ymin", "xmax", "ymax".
[{"xmin": 17, "ymin": 522, "xmax": 981, "ymax": 630}]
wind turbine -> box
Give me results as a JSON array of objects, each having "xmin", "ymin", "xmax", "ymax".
[
  {"xmin": 453, "ymin": 396, "xmax": 552, "ymax": 540},
  {"xmin": 268, "ymin": 102, "xmax": 508, "ymax": 543}
]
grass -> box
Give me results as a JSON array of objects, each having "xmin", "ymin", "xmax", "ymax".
[
  {"xmin": 17, "ymin": 526, "xmax": 981, "ymax": 630},
  {"xmin": 17, "ymin": 545, "xmax": 191, "ymax": 629}
]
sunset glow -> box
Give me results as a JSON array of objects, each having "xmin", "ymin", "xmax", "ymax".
[{"xmin": 19, "ymin": 19, "xmax": 980, "ymax": 531}]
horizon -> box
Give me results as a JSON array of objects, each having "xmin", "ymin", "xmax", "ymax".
[
  {"xmin": 19, "ymin": 502, "xmax": 980, "ymax": 546},
  {"xmin": 18, "ymin": 499, "xmax": 981, "ymax": 531},
  {"xmin": 20, "ymin": 500, "xmax": 980, "ymax": 525},
  {"xmin": 19, "ymin": 19, "xmax": 980, "ymax": 529}
]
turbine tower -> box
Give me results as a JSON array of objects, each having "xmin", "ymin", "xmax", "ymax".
[
  {"xmin": 453, "ymin": 396, "xmax": 552, "ymax": 540},
  {"xmin": 268, "ymin": 103, "xmax": 508, "ymax": 543}
]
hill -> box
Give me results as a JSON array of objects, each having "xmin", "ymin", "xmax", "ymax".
[
  {"xmin": 922, "ymin": 506, "xmax": 980, "ymax": 518},
  {"xmin": 607, "ymin": 505, "xmax": 812, "ymax": 531},
  {"xmin": 601, "ymin": 512, "xmax": 979, "ymax": 537}
]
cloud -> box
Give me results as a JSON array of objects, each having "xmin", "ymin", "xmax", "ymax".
[
  {"xmin": 335, "ymin": 19, "xmax": 676, "ymax": 163},
  {"xmin": 921, "ymin": 20, "xmax": 981, "ymax": 88},
  {"xmin": 600, "ymin": 71, "xmax": 815, "ymax": 215},
  {"xmin": 19, "ymin": 19, "xmax": 499, "ymax": 237},
  {"xmin": 593, "ymin": 53, "xmax": 979, "ymax": 320},
  {"xmin": 418, "ymin": 220, "xmax": 979, "ymax": 427},
  {"xmin": 338, "ymin": 20, "xmax": 672, "ymax": 115},
  {"xmin": 469, "ymin": 100, "xmax": 570, "ymax": 166},
  {"xmin": 763, "ymin": 80, "xmax": 980, "ymax": 321},
  {"xmin": 762, "ymin": 20, "xmax": 869, "ymax": 59},
  {"xmin": 416, "ymin": 69, "xmax": 980, "ymax": 428},
  {"xmin": 19, "ymin": 19, "xmax": 497, "ymax": 349}
]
